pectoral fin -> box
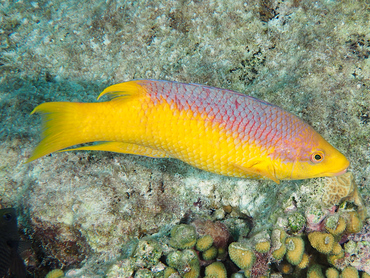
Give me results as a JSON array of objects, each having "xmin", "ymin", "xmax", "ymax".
[
  {"xmin": 233, "ymin": 159, "xmax": 280, "ymax": 184},
  {"xmin": 60, "ymin": 142, "xmax": 170, "ymax": 158}
]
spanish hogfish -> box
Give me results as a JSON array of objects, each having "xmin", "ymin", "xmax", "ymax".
[{"xmin": 27, "ymin": 80, "xmax": 349, "ymax": 183}]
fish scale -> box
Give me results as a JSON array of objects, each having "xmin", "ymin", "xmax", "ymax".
[{"xmin": 27, "ymin": 79, "xmax": 349, "ymax": 183}]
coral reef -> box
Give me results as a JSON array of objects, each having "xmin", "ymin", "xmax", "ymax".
[
  {"xmin": 271, "ymin": 228, "xmax": 287, "ymax": 261},
  {"xmin": 254, "ymin": 241, "xmax": 270, "ymax": 254},
  {"xmin": 0, "ymin": 0, "xmax": 369, "ymax": 276},
  {"xmin": 228, "ymin": 242, "xmax": 256, "ymax": 270},
  {"xmin": 201, "ymin": 246, "xmax": 218, "ymax": 261},
  {"xmin": 104, "ymin": 187, "xmax": 368, "ymax": 277},
  {"xmin": 285, "ymin": 236, "xmax": 305, "ymax": 265},
  {"xmin": 341, "ymin": 266, "xmax": 360, "ymax": 278},
  {"xmin": 325, "ymin": 268, "xmax": 339, "ymax": 278},
  {"xmin": 191, "ymin": 220, "xmax": 230, "ymax": 251},
  {"xmin": 204, "ymin": 262, "xmax": 227, "ymax": 278},
  {"xmin": 336, "ymin": 218, "xmax": 370, "ymax": 274},
  {"xmin": 321, "ymin": 173, "xmax": 367, "ymax": 221},
  {"xmin": 195, "ymin": 235, "xmax": 213, "ymax": 252},
  {"xmin": 170, "ymin": 224, "xmax": 197, "ymax": 250},
  {"xmin": 132, "ymin": 238, "xmax": 162, "ymax": 269},
  {"xmin": 308, "ymin": 232, "xmax": 334, "ymax": 254},
  {"xmin": 220, "ymin": 172, "xmax": 369, "ymax": 277}
]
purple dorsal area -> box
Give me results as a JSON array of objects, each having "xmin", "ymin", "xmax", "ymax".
[{"xmin": 138, "ymin": 80, "xmax": 314, "ymax": 162}]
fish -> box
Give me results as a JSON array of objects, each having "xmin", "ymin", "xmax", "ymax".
[
  {"xmin": 0, "ymin": 208, "xmax": 27, "ymax": 278},
  {"xmin": 26, "ymin": 80, "xmax": 349, "ymax": 183}
]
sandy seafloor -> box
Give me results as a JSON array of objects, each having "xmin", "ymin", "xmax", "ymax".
[{"xmin": 0, "ymin": 0, "xmax": 369, "ymax": 277}]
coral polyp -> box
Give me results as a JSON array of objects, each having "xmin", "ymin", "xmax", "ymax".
[
  {"xmin": 308, "ymin": 232, "xmax": 334, "ymax": 254},
  {"xmin": 228, "ymin": 242, "xmax": 256, "ymax": 270}
]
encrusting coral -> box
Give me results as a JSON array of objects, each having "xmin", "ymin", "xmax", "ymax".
[
  {"xmin": 341, "ymin": 266, "xmax": 359, "ymax": 278},
  {"xmin": 169, "ymin": 224, "xmax": 197, "ymax": 249},
  {"xmin": 344, "ymin": 211, "xmax": 363, "ymax": 234},
  {"xmin": 308, "ymin": 231, "xmax": 334, "ymax": 254},
  {"xmin": 204, "ymin": 262, "xmax": 227, "ymax": 278},
  {"xmin": 224, "ymin": 172, "xmax": 369, "ymax": 277},
  {"xmin": 277, "ymin": 263, "xmax": 293, "ymax": 275},
  {"xmin": 202, "ymin": 246, "xmax": 218, "ymax": 261},
  {"xmin": 321, "ymin": 173, "xmax": 367, "ymax": 221},
  {"xmin": 296, "ymin": 253, "xmax": 309, "ymax": 269},
  {"xmin": 167, "ymin": 249, "xmax": 200, "ymax": 277},
  {"xmin": 307, "ymin": 264, "xmax": 325, "ymax": 278},
  {"xmin": 325, "ymin": 215, "xmax": 346, "ymax": 235},
  {"xmin": 325, "ymin": 267, "xmax": 339, "ymax": 278},
  {"xmin": 285, "ymin": 236, "xmax": 305, "ymax": 265},
  {"xmin": 252, "ymin": 231, "xmax": 271, "ymax": 254},
  {"xmin": 287, "ymin": 212, "xmax": 306, "ymax": 233},
  {"xmin": 163, "ymin": 267, "xmax": 177, "ymax": 278},
  {"xmin": 196, "ymin": 235, "xmax": 214, "ymax": 252},
  {"xmin": 228, "ymin": 242, "xmax": 256, "ymax": 270},
  {"xmin": 103, "ymin": 172, "xmax": 369, "ymax": 277},
  {"xmin": 271, "ymin": 228, "xmax": 287, "ymax": 261},
  {"xmin": 191, "ymin": 220, "xmax": 230, "ymax": 250},
  {"xmin": 134, "ymin": 268, "xmax": 153, "ymax": 277},
  {"xmin": 254, "ymin": 241, "xmax": 270, "ymax": 254}
]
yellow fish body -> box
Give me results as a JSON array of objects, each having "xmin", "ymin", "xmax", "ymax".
[{"xmin": 27, "ymin": 80, "xmax": 349, "ymax": 183}]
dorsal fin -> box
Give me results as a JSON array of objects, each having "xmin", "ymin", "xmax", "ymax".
[{"xmin": 97, "ymin": 80, "xmax": 146, "ymax": 100}]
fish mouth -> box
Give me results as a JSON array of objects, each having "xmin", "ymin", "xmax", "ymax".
[
  {"xmin": 324, "ymin": 156, "xmax": 350, "ymax": 177},
  {"xmin": 331, "ymin": 167, "xmax": 348, "ymax": 176},
  {"xmin": 325, "ymin": 166, "xmax": 349, "ymax": 177}
]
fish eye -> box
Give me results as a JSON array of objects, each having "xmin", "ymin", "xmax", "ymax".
[
  {"xmin": 310, "ymin": 151, "xmax": 324, "ymax": 163},
  {"xmin": 3, "ymin": 213, "xmax": 12, "ymax": 221}
]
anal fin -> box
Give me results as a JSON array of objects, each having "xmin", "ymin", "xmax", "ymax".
[{"xmin": 60, "ymin": 142, "xmax": 170, "ymax": 158}]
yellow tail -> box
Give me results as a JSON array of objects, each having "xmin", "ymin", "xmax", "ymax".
[
  {"xmin": 26, "ymin": 102, "xmax": 102, "ymax": 162},
  {"xmin": 26, "ymin": 81, "xmax": 154, "ymax": 163}
]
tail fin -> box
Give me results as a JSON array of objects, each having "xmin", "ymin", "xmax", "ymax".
[
  {"xmin": 26, "ymin": 81, "xmax": 149, "ymax": 163},
  {"xmin": 26, "ymin": 102, "xmax": 96, "ymax": 163}
]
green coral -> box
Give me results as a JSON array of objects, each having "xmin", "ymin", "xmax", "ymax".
[
  {"xmin": 340, "ymin": 266, "xmax": 359, "ymax": 278},
  {"xmin": 169, "ymin": 224, "xmax": 197, "ymax": 249},
  {"xmin": 202, "ymin": 246, "xmax": 218, "ymax": 260},
  {"xmin": 134, "ymin": 268, "xmax": 154, "ymax": 278},
  {"xmin": 106, "ymin": 258, "xmax": 135, "ymax": 277},
  {"xmin": 325, "ymin": 214, "xmax": 340, "ymax": 231},
  {"xmin": 271, "ymin": 228, "xmax": 287, "ymax": 261},
  {"xmin": 166, "ymin": 249, "xmax": 200, "ymax": 277},
  {"xmin": 166, "ymin": 250, "xmax": 182, "ymax": 268},
  {"xmin": 196, "ymin": 235, "xmax": 213, "ymax": 251},
  {"xmin": 288, "ymin": 212, "xmax": 306, "ymax": 233},
  {"xmin": 228, "ymin": 242, "xmax": 255, "ymax": 270},
  {"xmin": 133, "ymin": 239, "xmax": 162, "ymax": 268},
  {"xmin": 163, "ymin": 267, "xmax": 178, "ymax": 278},
  {"xmin": 205, "ymin": 262, "xmax": 227, "ymax": 278},
  {"xmin": 307, "ymin": 264, "xmax": 324, "ymax": 278},
  {"xmin": 285, "ymin": 236, "xmax": 305, "ymax": 266}
]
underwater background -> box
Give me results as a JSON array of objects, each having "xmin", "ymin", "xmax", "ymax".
[{"xmin": 0, "ymin": 0, "xmax": 369, "ymax": 277}]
